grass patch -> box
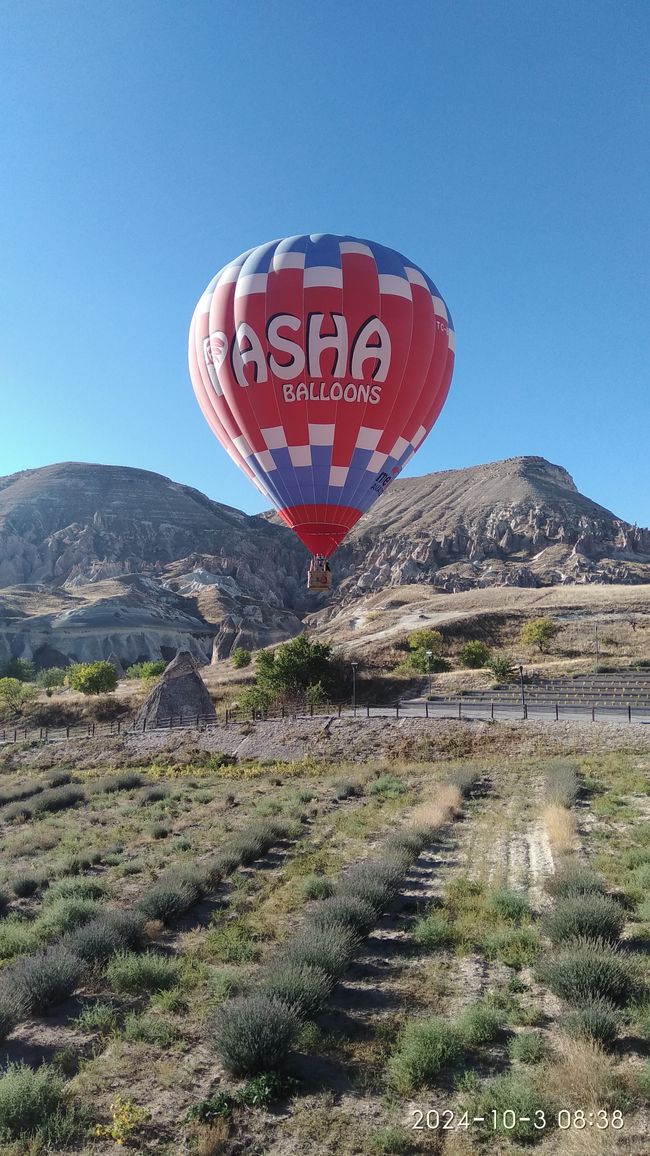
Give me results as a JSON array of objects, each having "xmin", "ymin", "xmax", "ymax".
[
  {"xmin": 455, "ymin": 1001, "xmax": 503, "ymax": 1047},
  {"xmin": 507, "ymin": 1031, "xmax": 546, "ymax": 1063},
  {"xmin": 0, "ymin": 1062, "xmax": 84, "ymax": 1146},
  {"xmin": 546, "ymin": 864, "xmax": 607, "ymax": 900},
  {"xmin": 413, "ymin": 911, "xmax": 455, "ymax": 950},
  {"xmin": 122, "ymin": 1011, "xmax": 180, "ymax": 1047},
  {"xmin": 74, "ymin": 1001, "xmax": 117, "ymax": 1034},
  {"xmin": 387, "ymin": 1018, "xmax": 461, "ymax": 1094},
  {"xmin": 487, "ymin": 887, "xmax": 531, "ymax": 924},
  {"xmin": 300, "ymin": 874, "xmax": 334, "ymax": 901},
  {"xmin": 105, "ymin": 950, "xmax": 181, "ymax": 994},
  {"xmin": 481, "ymin": 927, "xmax": 541, "ymax": 969},
  {"xmin": 467, "ymin": 1070, "xmax": 549, "ymax": 1143}
]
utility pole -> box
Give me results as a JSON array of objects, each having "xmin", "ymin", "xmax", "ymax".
[
  {"xmin": 519, "ymin": 664, "xmax": 526, "ymax": 717},
  {"xmin": 426, "ymin": 649, "xmax": 433, "ymax": 699},
  {"xmin": 351, "ymin": 662, "xmax": 358, "ymax": 717},
  {"xmin": 595, "ymin": 625, "xmax": 600, "ymax": 664}
]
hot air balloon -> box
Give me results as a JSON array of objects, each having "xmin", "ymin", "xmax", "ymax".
[{"xmin": 188, "ymin": 233, "xmax": 455, "ymax": 591}]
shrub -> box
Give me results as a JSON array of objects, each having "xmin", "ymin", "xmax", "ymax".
[
  {"xmin": 469, "ymin": 1071, "xmax": 548, "ymax": 1142},
  {"xmin": 282, "ymin": 924, "xmax": 360, "ymax": 978},
  {"xmin": 34, "ymin": 667, "xmax": 68, "ymax": 690},
  {"xmin": 261, "ymin": 962, "xmax": 332, "ymax": 1017},
  {"xmin": 384, "ymin": 831, "xmax": 427, "ymax": 860},
  {"xmin": 0, "ymin": 917, "xmax": 41, "ymax": 959},
  {"xmin": 482, "ymin": 928, "xmax": 540, "ymax": 969},
  {"xmin": 139, "ymin": 785, "xmax": 169, "ymax": 804},
  {"xmin": 0, "ymin": 659, "xmax": 34, "ymax": 682},
  {"xmin": 456, "ymin": 1001, "xmax": 503, "ymax": 1047},
  {"xmin": 308, "ymin": 894, "xmax": 376, "ymax": 935},
  {"xmin": 38, "ymin": 898, "xmax": 102, "ymax": 939},
  {"xmin": 445, "ymin": 767, "xmax": 481, "ymax": 798},
  {"xmin": 388, "ymin": 1017, "xmax": 461, "ymax": 1094},
  {"xmin": 413, "ymin": 912, "xmax": 454, "ymax": 950},
  {"xmin": 66, "ymin": 662, "xmax": 118, "ymax": 695},
  {"xmin": 138, "ymin": 875, "xmax": 203, "ymax": 925},
  {"xmin": 105, "ymin": 950, "xmax": 181, "ymax": 993},
  {"xmin": 0, "ymin": 891, "xmax": 9, "ymax": 919},
  {"xmin": 537, "ymin": 941, "xmax": 642, "ymax": 1006},
  {"xmin": 544, "ymin": 895, "xmax": 625, "ymax": 945},
  {"xmin": 74, "ymin": 1001, "xmax": 117, "ymax": 1034},
  {"xmin": 10, "ymin": 876, "xmax": 39, "ymax": 899},
  {"xmin": 338, "ymin": 858, "xmax": 403, "ymax": 915},
  {"xmin": 520, "ymin": 617, "xmax": 559, "ymax": 653},
  {"xmin": 488, "ymin": 654, "xmax": 515, "ymax": 681},
  {"xmin": 30, "ymin": 784, "xmax": 85, "ymax": 815},
  {"xmin": 487, "ymin": 887, "xmax": 531, "ymax": 924},
  {"xmin": 123, "ymin": 1011, "xmax": 179, "ymax": 1047},
  {"xmin": 214, "ymin": 995, "xmax": 299, "ymax": 1075},
  {"xmin": 231, "ymin": 648, "xmax": 252, "ymax": 669},
  {"xmin": 95, "ymin": 770, "xmax": 144, "ymax": 793},
  {"xmin": 407, "ymin": 629, "xmax": 444, "ymax": 657},
  {"xmin": 372, "ymin": 1126, "xmax": 412, "ymax": 1155},
  {"xmin": 563, "ymin": 997, "xmax": 621, "ymax": 1048},
  {"xmin": 545, "ymin": 760, "xmax": 580, "ymax": 806},
  {"xmin": 25, "ymin": 701, "xmax": 80, "ymax": 728},
  {"xmin": 0, "ymin": 677, "xmax": 38, "ymax": 714},
  {"xmin": 44, "ymin": 878, "xmax": 106, "ymax": 903},
  {"xmin": 125, "ymin": 661, "xmax": 166, "ymax": 680},
  {"xmin": 507, "ymin": 1031, "xmax": 546, "ymax": 1063},
  {"xmin": 0, "ymin": 1062, "xmax": 77, "ymax": 1144},
  {"xmin": 300, "ymin": 875, "xmax": 334, "ymax": 900},
  {"xmin": 149, "ymin": 822, "xmax": 169, "ymax": 840},
  {"xmin": 546, "ymin": 865, "xmax": 607, "ymax": 900},
  {"xmin": 66, "ymin": 910, "xmax": 145, "ymax": 963},
  {"xmin": 332, "ymin": 779, "xmax": 361, "ymax": 800},
  {"xmin": 366, "ymin": 774, "xmax": 408, "ymax": 798},
  {"xmin": 458, "ymin": 640, "xmax": 491, "ymax": 668},
  {"xmin": 0, "ymin": 947, "xmax": 84, "ymax": 1015}
]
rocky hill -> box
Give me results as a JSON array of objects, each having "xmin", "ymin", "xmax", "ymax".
[
  {"xmin": 329, "ymin": 456, "xmax": 650, "ymax": 602},
  {"xmin": 0, "ymin": 457, "xmax": 648, "ymax": 667}
]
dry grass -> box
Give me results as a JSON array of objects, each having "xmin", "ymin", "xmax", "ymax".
[
  {"xmin": 193, "ymin": 1118, "xmax": 230, "ymax": 1156},
  {"xmin": 541, "ymin": 1035, "xmax": 623, "ymax": 1110},
  {"xmin": 408, "ymin": 783, "xmax": 462, "ymax": 831},
  {"xmin": 542, "ymin": 803, "xmax": 577, "ymax": 856}
]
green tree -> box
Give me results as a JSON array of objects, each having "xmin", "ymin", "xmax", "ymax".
[
  {"xmin": 256, "ymin": 635, "xmax": 337, "ymax": 697},
  {"xmin": 231, "ymin": 648, "xmax": 252, "ymax": 669},
  {"xmin": 35, "ymin": 667, "xmax": 68, "ymax": 689},
  {"xmin": 67, "ymin": 662, "xmax": 118, "ymax": 695},
  {"xmin": 520, "ymin": 618, "xmax": 559, "ymax": 653},
  {"xmin": 0, "ymin": 658, "xmax": 35, "ymax": 682},
  {"xmin": 459, "ymin": 640, "xmax": 492, "ymax": 669},
  {"xmin": 488, "ymin": 654, "xmax": 515, "ymax": 681},
  {"xmin": 406, "ymin": 629, "xmax": 444, "ymax": 657},
  {"xmin": 125, "ymin": 661, "xmax": 166, "ymax": 680},
  {"xmin": 0, "ymin": 678, "xmax": 37, "ymax": 718}
]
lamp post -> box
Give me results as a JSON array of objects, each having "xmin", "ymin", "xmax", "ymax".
[
  {"xmin": 351, "ymin": 662, "xmax": 358, "ymax": 717},
  {"xmin": 426, "ymin": 650, "xmax": 433, "ymax": 698},
  {"xmin": 519, "ymin": 664, "xmax": 526, "ymax": 717}
]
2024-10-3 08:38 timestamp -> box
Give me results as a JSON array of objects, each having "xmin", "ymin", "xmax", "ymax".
[{"xmin": 410, "ymin": 1109, "xmax": 625, "ymax": 1131}]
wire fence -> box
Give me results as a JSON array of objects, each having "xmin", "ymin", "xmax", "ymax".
[{"xmin": 1, "ymin": 695, "xmax": 649, "ymax": 745}]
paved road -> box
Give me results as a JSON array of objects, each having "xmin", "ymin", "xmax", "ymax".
[{"xmin": 338, "ymin": 700, "xmax": 650, "ymax": 725}]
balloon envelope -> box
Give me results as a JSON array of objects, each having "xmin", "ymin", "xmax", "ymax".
[{"xmin": 189, "ymin": 233, "xmax": 455, "ymax": 556}]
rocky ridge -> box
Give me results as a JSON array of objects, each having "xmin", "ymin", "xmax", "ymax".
[{"xmin": 0, "ymin": 456, "xmax": 648, "ymax": 665}]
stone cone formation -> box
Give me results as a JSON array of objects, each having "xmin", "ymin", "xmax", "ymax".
[
  {"xmin": 134, "ymin": 650, "xmax": 216, "ymax": 730},
  {"xmin": 107, "ymin": 652, "xmax": 125, "ymax": 679}
]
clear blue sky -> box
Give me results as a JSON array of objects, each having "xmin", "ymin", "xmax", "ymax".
[{"xmin": 1, "ymin": 0, "xmax": 648, "ymax": 525}]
